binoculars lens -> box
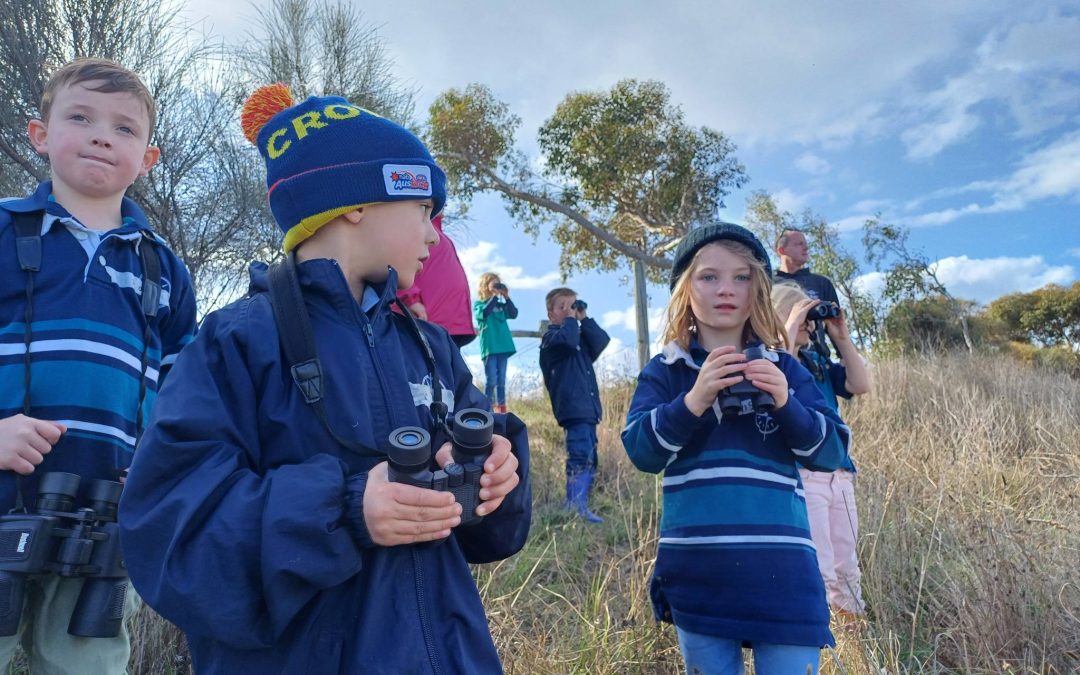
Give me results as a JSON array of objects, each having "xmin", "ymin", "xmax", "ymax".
[{"xmin": 396, "ymin": 431, "xmax": 424, "ymax": 446}]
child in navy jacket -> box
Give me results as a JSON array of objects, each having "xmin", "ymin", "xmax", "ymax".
[
  {"xmin": 540, "ymin": 287, "xmax": 610, "ymax": 523},
  {"xmin": 118, "ymin": 84, "xmax": 531, "ymax": 674},
  {"xmin": 622, "ymin": 224, "xmax": 849, "ymax": 675}
]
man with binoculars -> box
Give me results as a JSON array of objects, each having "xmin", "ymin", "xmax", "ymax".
[{"xmin": 775, "ymin": 228, "xmax": 844, "ymax": 358}]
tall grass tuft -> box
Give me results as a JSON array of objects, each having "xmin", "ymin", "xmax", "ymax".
[{"xmin": 30, "ymin": 351, "xmax": 1071, "ymax": 674}]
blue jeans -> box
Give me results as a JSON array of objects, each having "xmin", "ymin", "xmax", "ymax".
[
  {"xmin": 483, "ymin": 353, "xmax": 509, "ymax": 405},
  {"xmin": 564, "ymin": 422, "xmax": 598, "ymax": 476},
  {"xmin": 675, "ymin": 626, "xmax": 820, "ymax": 675}
]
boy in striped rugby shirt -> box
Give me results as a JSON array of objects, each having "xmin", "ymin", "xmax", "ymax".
[
  {"xmin": 0, "ymin": 58, "xmax": 196, "ymax": 672},
  {"xmin": 622, "ymin": 223, "xmax": 850, "ymax": 675}
]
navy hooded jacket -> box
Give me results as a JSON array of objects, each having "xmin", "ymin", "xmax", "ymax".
[
  {"xmin": 119, "ymin": 259, "xmax": 531, "ymax": 674},
  {"xmin": 539, "ymin": 317, "xmax": 610, "ymax": 427}
]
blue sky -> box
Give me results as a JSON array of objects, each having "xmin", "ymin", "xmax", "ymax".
[{"xmin": 185, "ymin": 0, "xmax": 1080, "ymax": 390}]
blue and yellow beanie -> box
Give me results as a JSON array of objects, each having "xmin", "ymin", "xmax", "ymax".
[{"xmin": 241, "ymin": 83, "xmax": 446, "ymax": 253}]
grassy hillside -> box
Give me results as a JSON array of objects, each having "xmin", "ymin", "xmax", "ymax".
[
  {"xmin": 481, "ymin": 352, "xmax": 1079, "ymax": 674},
  {"xmin": 17, "ymin": 352, "xmax": 1072, "ymax": 674}
]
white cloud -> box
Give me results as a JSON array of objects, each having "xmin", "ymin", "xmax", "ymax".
[
  {"xmin": 855, "ymin": 256, "xmax": 1073, "ymax": 305},
  {"xmin": 853, "ymin": 271, "xmax": 886, "ymax": 298},
  {"xmin": 1068, "ymin": 248, "xmax": 1080, "ymax": 258},
  {"xmin": 900, "ymin": 129, "xmax": 1080, "ymax": 227},
  {"xmin": 835, "ymin": 215, "xmax": 871, "ymax": 233},
  {"xmin": 182, "ymin": 2, "xmax": 1075, "ymax": 157},
  {"xmin": 931, "ymin": 255, "xmax": 1074, "ymax": 302},
  {"xmin": 600, "ymin": 304, "xmax": 665, "ymax": 337},
  {"xmin": 771, "ymin": 188, "xmax": 813, "ymax": 215},
  {"xmin": 903, "ymin": 203, "xmax": 985, "ymax": 227},
  {"xmin": 794, "ymin": 153, "xmax": 831, "ymax": 176},
  {"xmin": 902, "ymin": 107, "xmax": 981, "ymax": 160},
  {"xmin": 990, "ymin": 130, "xmax": 1080, "ymax": 207},
  {"xmin": 457, "ymin": 240, "xmax": 561, "ymax": 292},
  {"xmin": 850, "ymin": 199, "xmax": 892, "ymax": 213},
  {"xmin": 899, "ymin": 12, "xmax": 1080, "ymax": 159}
]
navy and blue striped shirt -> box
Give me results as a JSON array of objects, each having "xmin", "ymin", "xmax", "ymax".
[
  {"xmin": 622, "ymin": 340, "xmax": 850, "ymax": 647},
  {"xmin": 1, "ymin": 181, "xmax": 197, "ymax": 508}
]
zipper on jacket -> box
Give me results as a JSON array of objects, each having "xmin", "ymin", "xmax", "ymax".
[
  {"xmin": 412, "ymin": 548, "xmax": 443, "ymax": 674},
  {"xmin": 361, "ymin": 317, "xmax": 401, "ymax": 431}
]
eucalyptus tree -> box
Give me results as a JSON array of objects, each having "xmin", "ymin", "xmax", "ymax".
[{"xmin": 428, "ymin": 79, "xmax": 748, "ymax": 283}]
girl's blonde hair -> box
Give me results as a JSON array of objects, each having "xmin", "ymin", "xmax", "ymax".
[
  {"xmin": 771, "ymin": 282, "xmax": 809, "ymax": 352},
  {"xmin": 660, "ymin": 240, "xmax": 787, "ymax": 351},
  {"xmin": 477, "ymin": 272, "xmax": 500, "ymax": 301}
]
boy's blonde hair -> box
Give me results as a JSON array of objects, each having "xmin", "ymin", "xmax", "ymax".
[
  {"xmin": 41, "ymin": 58, "xmax": 156, "ymax": 139},
  {"xmin": 660, "ymin": 240, "xmax": 787, "ymax": 351},
  {"xmin": 545, "ymin": 287, "xmax": 576, "ymax": 312},
  {"xmin": 477, "ymin": 272, "xmax": 500, "ymax": 301}
]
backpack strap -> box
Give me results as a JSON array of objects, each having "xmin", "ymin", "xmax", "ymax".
[
  {"xmin": 138, "ymin": 237, "xmax": 161, "ymax": 319},
  {"xmin": 10, "ymin": 211, "xmax": 42, "ymax": 513},
  {"xmin": 393, "ymin": 296, "xmax": 449, "ymax": 430},
  {"xmin": 12, "ymin": 212, "xmax": 41, "ymax": 418},
  {"xmin": 133, "ymin": 236, "xmax": 162, "ymax": 437},
  {"xmin": 267, "ymin": 254, "xmax": 383, "ymax": 458}
]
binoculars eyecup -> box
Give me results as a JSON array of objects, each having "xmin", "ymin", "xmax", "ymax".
[{"xmin": 717, "ymin": 347, "xmax": 776, "ymax": 416}]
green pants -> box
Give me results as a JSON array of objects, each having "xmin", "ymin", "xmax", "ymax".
[{"xmin": 0, "ymin": 575, "xmax": 139, "ymax": 675}]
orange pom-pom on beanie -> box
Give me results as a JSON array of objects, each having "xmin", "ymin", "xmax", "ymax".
[{"xmin": 241, "ymin": 83, "xmax": 295, "ymax": 145}]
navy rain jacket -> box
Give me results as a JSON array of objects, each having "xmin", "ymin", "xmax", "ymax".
[
  {"xmin": 539, "ymin": 317, "xmax": 610, "ymax": 426},
  {"xmin": 119, "ymin": 260, "xmax": 531, "ymax": 674}
]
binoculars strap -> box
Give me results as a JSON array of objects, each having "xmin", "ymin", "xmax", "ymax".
[{"xmin": 267, "ymin": 255, "xmax": 450, "ymax": 456}]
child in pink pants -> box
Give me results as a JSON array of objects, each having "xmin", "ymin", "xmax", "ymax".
[{"xmin": 773, "ymin": 283, "xmax": 872, "ymax": 616}]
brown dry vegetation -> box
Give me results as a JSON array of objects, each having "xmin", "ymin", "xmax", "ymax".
[{"xmin": 14, "ymin": 352, "xmax": 1074, "ymax": 674}]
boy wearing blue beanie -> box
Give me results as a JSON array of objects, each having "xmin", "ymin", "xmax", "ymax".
[{"xmin": 118, "ymin": 84, "xmax": 532, "ymax": 674}]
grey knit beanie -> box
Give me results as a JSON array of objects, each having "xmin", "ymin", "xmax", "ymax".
[{"xmin": 669, "ymin": 223, "xmax": 772, "ymax": 290}]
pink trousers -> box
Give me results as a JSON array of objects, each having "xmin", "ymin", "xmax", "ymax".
[{"xmin": 799, "ymin": 468, "xmax": 865, "ymax": 614}]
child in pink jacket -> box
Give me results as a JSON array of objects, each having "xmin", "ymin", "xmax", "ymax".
[{"xmin": 397, "ymin": 214, "xmax": 477, "ymax": 346}]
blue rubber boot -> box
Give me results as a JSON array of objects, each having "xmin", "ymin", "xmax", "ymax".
[{"xmin": 567, "ymin": 471, "xmax": 603, "ymax": 524}]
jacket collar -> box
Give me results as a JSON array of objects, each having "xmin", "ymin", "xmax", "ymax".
[
  {"xmin": 659, "ymin": 338, "xmax": 773, "ymax": 370},
  {"xmin": 2, "ymin": 180, "xmax": 157, "ymax": 235},
  {"xmin": 249, "ymin": 259, "xmax": 402, "ymax": 327}
]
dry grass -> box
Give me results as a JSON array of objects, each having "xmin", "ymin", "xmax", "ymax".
[
  {"xmin": 14, "ymin": 351, "xmax": 1074, "ymax": 674},
  {"xmin": 480, "ymin": 352, "xmax": 1080, "ymax": 674}
]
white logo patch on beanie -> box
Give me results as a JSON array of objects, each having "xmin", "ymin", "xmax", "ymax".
[{"xmin": 383, "ymin": 164, "xmax": 433, "ymax": 197}]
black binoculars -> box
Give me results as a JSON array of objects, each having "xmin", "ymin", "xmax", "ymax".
[
  {"xmin": 808, "ymin": 302, "xmax": 841, "ymax": 319},
  {"xmin": 493, "ymin": 283, "xmax": 507, "ymax": 291},
  {"xmin": 0, "ymin": 472, "xmax": 128, "ymax": 638},
  {"xmin": 717, "ymin": 346, "xmax": 776, "ymax": 416},
  {"xmin": 387, "ymin": 408, "xmax": 494, "ymax": 526},
  {"xmin": 571, "ymin": 299, "xmax": 587, "ymax": 311}
]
